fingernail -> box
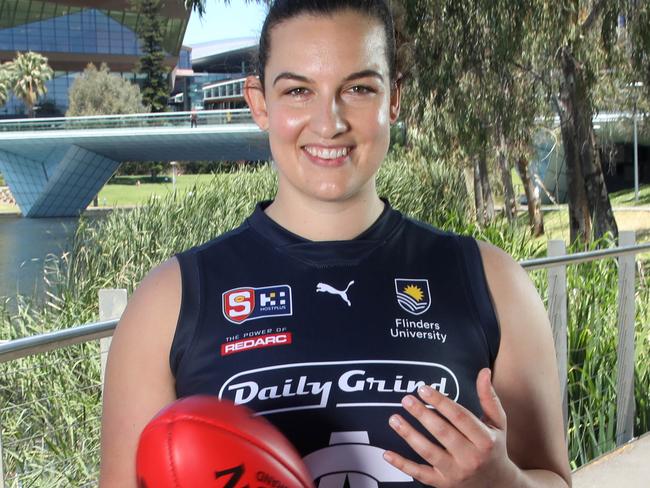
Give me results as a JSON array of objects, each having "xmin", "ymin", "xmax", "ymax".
[
  {"xmin": 402, "ymin": 395, "xmax": 414, "ymax": 407},
  {"xmin": 418, "ymin": 385, "xmax": 433, "ymax": 397},
  {"xmin": 383, "ymin": 451, "xmax": 394, "ymax": 463},
  {"xmin": 389, "ymin": 415, "xmax": 401, "ymax": 428}
]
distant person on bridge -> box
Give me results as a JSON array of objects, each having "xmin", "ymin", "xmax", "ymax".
[
  {"xmin": 190, "ymin": 107, "xmax": 197, "ymax": 128},
  {"xmin": 98, "ymin": 1, "xmax": 572, "ymax": 487}
]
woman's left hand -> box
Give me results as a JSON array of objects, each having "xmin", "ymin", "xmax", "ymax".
[{"xmin": 383, "ymin": 368, "xmax": 520, "ymax": 487}]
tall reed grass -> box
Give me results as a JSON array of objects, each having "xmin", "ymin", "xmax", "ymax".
[{"xmin": 0, "ymin": 155, "xmax": 648, "ymax": 485}]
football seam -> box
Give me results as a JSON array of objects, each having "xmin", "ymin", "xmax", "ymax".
[
  {"xmin": 160, "ymin": 415, "xmax": 310, "ymax": 486},
  {"xmin": 166, "ymin": 422, "xmax": 181, "ymax": 488}
]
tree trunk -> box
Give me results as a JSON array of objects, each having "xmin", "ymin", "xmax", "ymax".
[
  {"xmin": 559, "ymin": 49, "xmax": 618, "ymax": 243},
  {"xmin": 558, "ymin": 49, "xmax": 592, "ymax": 246},
  {"xmin": 477, "ymin": 145, "xmax": 495, "ymax": 224},
  {"xmin": 473, "ymin": 156, "xmax": 486, "ymax": 226},
  {"xmin": 516, "ymin": 156, "xmax": 544, "ymax": 237},
  {"xmin": 497, "ymin": 133, "xmax": 517, "ymax": 223}
]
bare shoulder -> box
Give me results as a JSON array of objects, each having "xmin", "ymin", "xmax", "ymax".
[
  {"xmin": 99, "ymin": 257, "xmax": 181, "ymax": 488},
  {"xmin": 475, "ymin": 240, "xmax": 572, "ymax": 484}
]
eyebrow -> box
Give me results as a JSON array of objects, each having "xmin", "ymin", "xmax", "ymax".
[{"xmin": 272, "ymin": 69, "xmax": 384, "ymax": 86}]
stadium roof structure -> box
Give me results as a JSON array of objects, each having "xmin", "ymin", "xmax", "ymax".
[{"xmin": 189, "ymin": 37, "xmax": 258, "ymax": 73}]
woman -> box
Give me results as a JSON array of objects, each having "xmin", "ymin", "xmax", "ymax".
[{"xmin": 99, "ymin": 1, "xmax": 572, "ymax": 486}]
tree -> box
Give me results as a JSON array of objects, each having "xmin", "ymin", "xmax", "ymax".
[
  {"xmin": 184, "ymin": 0, "xmax": 269, "ymax": 19},
  {"xmin": 133, "ymin": 0, "xmax": 170, "ymax": 112},
  {"xmin": 7, "ymin": 51, "xmax": 53, "ymax": 117},
  {"xmin": 0, "ymin": 62, "xmax": 14, "ymax": 107},
  {"xmin": 520, "ymin": 1, "xmax": 650, "ymax": 244},
  {"xmin": 400, "ymin": 1, "xmax": 544, "ymax": 230},
  {"xmin": 66, "ymin": 63, "xmax": 147, "ymax": 116}
]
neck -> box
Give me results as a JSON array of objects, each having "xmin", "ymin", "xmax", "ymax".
[{"xmin": 265, "ymin": 187, "xmax": 385, "ymax": 242}]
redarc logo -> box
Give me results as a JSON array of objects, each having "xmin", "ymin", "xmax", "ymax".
[
  {"xmin": 222, "ymin": 284, "xmax": 292, "ymax": 324},
  {"xmin": 221, "ymin": 332, "xmax": 293, "ymax": 356},
  {"xmin": 218, "ymin": 360, "xmax": 459, "ymax": 416}
]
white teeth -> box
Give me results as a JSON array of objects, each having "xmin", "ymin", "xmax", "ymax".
[{"xmin": 305, "ymin": 146, "xmax": 350, "ymax": 159}]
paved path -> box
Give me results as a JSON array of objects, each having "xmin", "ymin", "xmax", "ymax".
[{"xmin": 572, "ymin": 433, "xmax": 650, "ymax": 487}]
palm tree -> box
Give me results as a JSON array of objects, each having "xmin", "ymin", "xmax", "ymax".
[
  {"xmin": 10, "ymin": 51, "xmax": 53, "ymax": 117},
  {"xmin": 0, "ymin": 62, "xmax": 15, "ymax": 108},
  {"xmin": 184, "ymin": 0, "xmax": 268, "ymax": 19}
]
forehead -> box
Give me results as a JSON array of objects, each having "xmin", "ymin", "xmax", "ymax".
[{"xmin": 266, "ymin": 10, "xmax": 388, "ymax": 80}]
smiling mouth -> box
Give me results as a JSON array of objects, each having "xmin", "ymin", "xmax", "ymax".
[{"xmin": 303, "ymin": 145, "xmax": 353, "ymax": 160}]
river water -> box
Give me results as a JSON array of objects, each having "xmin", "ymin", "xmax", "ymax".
[{"xmin": 0, "ymin": 213, "xmax": 98, "ymax": 301}]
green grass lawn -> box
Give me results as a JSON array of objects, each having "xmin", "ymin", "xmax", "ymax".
[
  {"xmin": 94, "ymin": 174, "xmax": 220, "ymax": 207},
  {"xmin": 524, "ymin": 183, "xmax": 650, "ymax": 245}
]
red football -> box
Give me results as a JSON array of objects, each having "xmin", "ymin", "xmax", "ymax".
[{"xmin": 136, "ymin": 395, "xmax": 315, "ymax": 488}]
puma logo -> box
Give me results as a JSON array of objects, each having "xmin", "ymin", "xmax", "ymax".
[{"xmin": 316, "ymin": 281, "xmax": 355, "ymax": 307}]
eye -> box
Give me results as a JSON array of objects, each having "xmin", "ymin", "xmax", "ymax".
[
  {"xmin": 285, "ymin": 87, "xmax": 310, "ymax": 97},
  {"xmin": 348, "ymin": 85, "xmax": 375, "ymax": 95}
]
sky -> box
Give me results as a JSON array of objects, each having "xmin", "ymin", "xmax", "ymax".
[{"xmin": 182, "ymin": 1, "xmax": 269, "ymax": 45}]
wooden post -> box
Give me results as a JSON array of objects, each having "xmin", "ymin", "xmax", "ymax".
[
  {"xmin": 99, "ymin": 289, "xmax": 127, "ymax": 393},
  {"xmin": 547, "ymin": 240, "xmax": 568, "ymax": 429},
  {"xmin": 616, "ymin": 231, "xmax": 636, "ymax": 445}
]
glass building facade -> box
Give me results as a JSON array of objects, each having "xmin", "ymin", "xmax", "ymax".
[{"xmin": 0, "ymin": 0, "xmax": 189, "ymax": 117}]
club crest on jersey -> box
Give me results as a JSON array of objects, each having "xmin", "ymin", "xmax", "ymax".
[
  {"xmin": 222, "ymin": 285, "xmax": 292, "ymax": 324},
  {"xmin": 395, "ymin": 279, "xmax": 431, "ymax": 315}
]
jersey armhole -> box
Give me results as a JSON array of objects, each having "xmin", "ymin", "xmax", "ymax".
[
  {"xmin": 169, "ymin": 250, "xmax": 203, "ymax": 381},
  {"xmin": 455, "ymin": 235, "xmax": 501, "ymax": 366}
]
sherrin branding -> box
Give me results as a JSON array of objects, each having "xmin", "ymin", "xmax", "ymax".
[{"xmin": 218, "ymin": 360, "xmax": 459, "ymax": 416}]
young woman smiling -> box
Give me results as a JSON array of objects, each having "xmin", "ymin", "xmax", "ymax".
[{"xmin": 99, "ymin": 1, "xmax": 572, "ymax": 487}]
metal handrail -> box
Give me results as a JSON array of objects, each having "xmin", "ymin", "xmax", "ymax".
[
  {"xmin": 520, "ymin": 242, "xmax": 650, "ymax": 271},
  {"xmin": 0, "ymin": 241, "xmax": 648, "ymax": 364},
  {"xmin": 0, "ymin": 109, "xmax": 253, "ymax": 132},
  {"xmin": 0, "ymin": 319, "xmax": 117, "ymax": 364}
]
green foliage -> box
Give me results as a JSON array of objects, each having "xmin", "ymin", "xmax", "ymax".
[
  {"xmin": 4, "ymin": 51, "xmax": 53, "ymax": 117},
  {"xmin": 66, "ymin": 63, "xmax": 147, "ymax": 117},
  {"xmin": 133, "ymin": 0, "xmax": 170, "ymax": 113},
  {"xmin": 0, "ymin": 62, "xmax": 14, "ymax": 107}
]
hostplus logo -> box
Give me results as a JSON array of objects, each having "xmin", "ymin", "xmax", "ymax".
[{"xmin": 222, "ymin": 284, "xmax": 292, "ymax": 324}]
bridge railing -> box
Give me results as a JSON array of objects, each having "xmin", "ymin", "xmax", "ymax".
[
  {"xmin": 0, "ymin": 232, "xmax": 648, "ymax": 486},
  {"xmin": 0, "ymin": 109, "xmax": 253, "ymax": 133}
]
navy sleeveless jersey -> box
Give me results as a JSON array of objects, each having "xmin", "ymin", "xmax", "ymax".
[{"xmin": 171, "ymin": 200, "xmax": 500, "ymax": 487}]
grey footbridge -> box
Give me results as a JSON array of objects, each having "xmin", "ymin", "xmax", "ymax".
[{"xmin": 0, "ymin": 110, "xmax": 269, "ymax": 218}]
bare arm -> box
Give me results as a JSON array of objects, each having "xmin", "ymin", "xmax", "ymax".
[
  {"xmin": 98, "ymin": 258, "xmax": 181, "ymax": 488},
  {"xmin": 383, "ymin": 241, "xmax": 571, "ymax": 487},
  {"xmin": 479, "ymin": 240, "xmax": 572, "ymax": 487}
]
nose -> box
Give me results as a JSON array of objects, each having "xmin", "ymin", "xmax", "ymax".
[{"xmin": 310, "ymin": 95, "xmax": 349, "ymax": 139}]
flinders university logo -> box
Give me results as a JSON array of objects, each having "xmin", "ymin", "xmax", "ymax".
[
  {"xmin": 222, "ymin": 284, "xmax": 292, "ymax": 324},
  {"xmin": 395, "ymin": 279, "xmax": 431, "ymax": 315}
]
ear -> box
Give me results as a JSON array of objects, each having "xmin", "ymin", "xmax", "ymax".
[
  {"xmin": 244, "ymin": 75, "xmax": 269, "ymax": 131},
  {"xmin": 389, "ymin": 74, "xmax": 402, "ymax": 124}
]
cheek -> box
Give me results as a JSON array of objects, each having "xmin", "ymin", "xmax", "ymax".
[{"xmin": 269, "ymin": 107, "xmax": 308, "ymax": 143}]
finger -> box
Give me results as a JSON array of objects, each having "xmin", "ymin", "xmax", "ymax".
[
  {"xmin": 383, "ymin": 449, "xmax": 444, "ymax": 487},
  {"xmin": 476, "ymin": 368, "xmax": 506, "ymax": 430},
  {"xmin": 388, "ymin": 412, "xmax": 453, "ymax": 472},
  {"xmin": 401, "ymin": 393, "xmax": 473, "ymax": 456},
  {"xmin": 416, "ymin": 384, "xmax": 493, "ymax": 450}
]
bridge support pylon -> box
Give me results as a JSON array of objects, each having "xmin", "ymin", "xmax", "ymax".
[{"xmin": 0, "ymin": 146, "xmax": 119, "ymax": 218}]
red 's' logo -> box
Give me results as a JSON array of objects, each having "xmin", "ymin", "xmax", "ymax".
[{"xmin": 223, "ymin": 288, "xmax": 255, "ymax": 323}]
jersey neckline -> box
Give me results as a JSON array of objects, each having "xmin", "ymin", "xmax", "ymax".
[{"xmin": 246, "ymin": 199, "xmax": 404, "ymax": 267}]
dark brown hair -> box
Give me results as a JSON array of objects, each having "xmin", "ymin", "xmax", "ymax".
[{"xmin": 257, "ymin": 0, "xmax": 397, "ymax": 87}]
